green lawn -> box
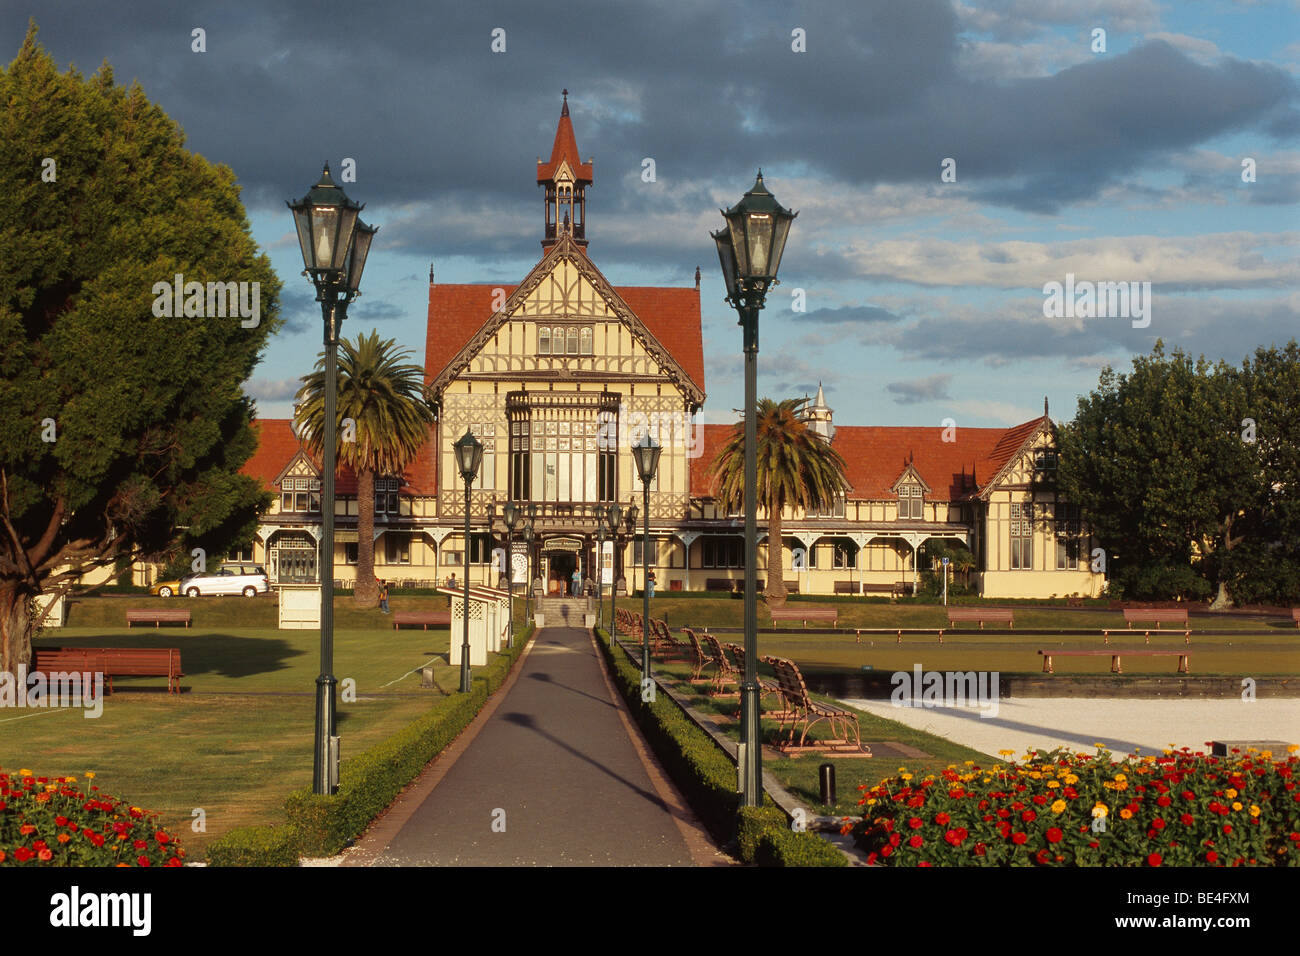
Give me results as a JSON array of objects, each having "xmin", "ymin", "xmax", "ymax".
[{"xmin": 5, "ymin": 599, "xmax": 515, "ymax": 856}]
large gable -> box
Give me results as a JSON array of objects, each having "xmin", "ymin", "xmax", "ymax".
[{"xmin": 241, "ymin": 419, "xmax": 438, "ymax": 496}]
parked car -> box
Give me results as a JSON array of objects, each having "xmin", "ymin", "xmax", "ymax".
[
  {"xmin": 180, "ymin": 566, "xmax": 269, "ymax": 597},
  {"xmin": 150, "ymin": 578, "xmax": 183, "ymax": 597}
]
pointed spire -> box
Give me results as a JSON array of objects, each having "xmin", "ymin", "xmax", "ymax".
[
  {"xmin": 815, "ymin": 381, "xmax": 827, "ymax": 407},
  {"xmin": 694, "ymin": 266, "xmax": 701, "ymax": 291},
  {"xmin": 561, "ymin": 88, "xmax": 569, "ymax": 116},
  {"xmin": 1044, "ymin": 395, "xmax": 1049, "ymax": 418},
  {"xmin": 537, "ymin": 91, "xmax": 592, "ymax": 183}
]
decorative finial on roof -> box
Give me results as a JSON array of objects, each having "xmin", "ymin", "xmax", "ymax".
[
  {"xmin": 694, "ymin": 266, "xmax": 701, "ymax": 291},
  {"xmin": 429, "ymin": 262, "xmax": 435, "ymax": 284},
  {"xmin": 561, "ymin": 89, "xmax": 569, "ymax": 116},
  {"xmin": 1044, "ymin": 395, "xmax": 1049, "ymax": 417}
]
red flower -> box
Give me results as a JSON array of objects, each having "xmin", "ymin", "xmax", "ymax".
[
  {"xmin": 38, "ymin": 849, "xmax": 52, "ymax": 862},
  {"xmin": 908, "ymin": 817, "xmax": 924, "ymax": 829},
  {"xmin": 1021, "ymin": 810, "xmax": 1037, "ymax": 823},
  {"xmin": 54, "ymin": 815, "xmax": 68, "ymax": 826},
  {"xmin": 1035, "ymin": 849, "xmax": 1051, "ymax": 864},
  {"xmin": 1157, "ymin": 795, "xmax": 1171, "ymax": 807},
  {"xmin": 1180, "ymin": 813, "xmax": 1194, "ymax": 825},
  {"xmin": 909, "ymin": 834, "xmax": 924, "ymax": 848},
  {"xmin": 935, "ymin": 812, "xmax": 950, "ymax": 826},
  {"xmin": 1012, "ymin": 832, "xmax": 1028, "ymax": 845},
  {"xmin": 90, "ymin": 833, "xmax": 105, "ymax": 848},
  {"xmin": 155, "ymin": 830, "xmax": 171, "ymax": 844},
  {"xmin": 889, "ymin": 833, "xmax": 901, "ymax": 847},
  {"xmin": 974, "ymin": 842, "xmax": 987, "ymax": 856},
  {"xmin": 1032, "ymin": 794, "xmax": 1047, "ymax": 806},
  {"xmin": 137, "ymin": 856, "xmax": 151, "ymax": 867},
  {"xmin": 1147, "ymin": 852, "xmax": 1162, "ymax": 867},
  {"xmin": 1046, "ymin": 827, "xmax": 1063, "ymax": 843},
  {"xmin": 881, "ymin": 845, "xmax": 893, "ymax": 858},
  {"xmin": 1223, "ymin": 824, "xmax": 1233, "ymax": 835},
  {"xmin": 1206, "ymin": 851, "xmax": 1218, "ymax": 863},
  {"xmin": 944, "ymin": 828, "xmax": 967, "ymax": 846},
  {"xmin": 133, "ymin": 839, "xmax": 147, "ymax": 850},
  {"xmin": 14, "ymin": 847, "xmax": 33, "ymax": 862},
  {"xmin": 1152, "ymin": 818, "xmax": 1166, "ymax": 830}
]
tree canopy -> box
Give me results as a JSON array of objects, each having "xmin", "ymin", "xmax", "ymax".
[
  {"xmin": 0, "ymin": 23, "xmax": 281, "ymax": 668},
  {"xmin": 1056, "ymin": 340, "xmax": 1299, "ymax": 604}
]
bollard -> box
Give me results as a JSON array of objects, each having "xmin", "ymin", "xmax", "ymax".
[{"xmin": 819, "ymin": 762, "xmax": 836, "ymax": 806}]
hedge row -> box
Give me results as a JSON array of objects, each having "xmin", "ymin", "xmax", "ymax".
[
  {"xmin": 594, "ymin": 628, "xmax": 845, "ymax": 866},
  {"xmin": 206, "ymin": 626, "xmax": 535, "ymax": 866}
]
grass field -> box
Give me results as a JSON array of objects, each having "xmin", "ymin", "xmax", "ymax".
[{"xmin": 3, "ymin": 594, "xmax": 514, "ymax": 855}]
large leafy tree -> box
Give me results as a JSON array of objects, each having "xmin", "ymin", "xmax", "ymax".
[
  {"xmin": 1056, "ymin": 341, "xmax": 1297, "ymax": 604},
  {"xmin": 0, "ymin": 24, "xmax": 280, "ymax": 670},
  {"xmin": 708, "ymin": 397, "xmax": 849, "ymax": 606},
  {"xmin": 294, "ymin": 331, "xmax": 434, "ymax": 608}
]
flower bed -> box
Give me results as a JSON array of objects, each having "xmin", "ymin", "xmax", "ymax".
[
  {"xmin": 844, "ymin": 744, "xmax": 1300, "ymax": 867},
  {"xmin": 0, "ymin": 768, "xmax": 185, "ymax": 866}
]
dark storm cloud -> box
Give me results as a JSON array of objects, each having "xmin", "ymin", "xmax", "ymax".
[
  {"xmin": 8, "ymin": 2, "xmax": 1294, "ymax": 276},
  {"xmin": 886, "ymin": 373, "xmax": 952, "ymax": 404}
]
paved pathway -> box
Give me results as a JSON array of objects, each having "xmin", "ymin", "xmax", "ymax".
[
  {"xmin": 839, "ymin": 696, "xmax": 1300, "ymax": 760},
  {"xmin": 351, "ymin": 627, "xmax": 715, "ymax": 866}
]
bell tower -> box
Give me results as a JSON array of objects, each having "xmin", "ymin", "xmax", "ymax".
[{"xmin": 537, "ymin": 90, "xmax": 593, "ymax": 250}]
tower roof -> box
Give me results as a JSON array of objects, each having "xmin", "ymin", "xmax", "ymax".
[{"xmin": 537, "ymin": 90, "xmax": 593, "ymax": 183}]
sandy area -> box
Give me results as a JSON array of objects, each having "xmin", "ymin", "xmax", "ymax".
[{"xmin": 840, "ymin": 696, "xmax": 1300, "ymax": 761}]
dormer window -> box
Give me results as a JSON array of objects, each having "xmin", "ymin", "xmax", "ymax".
[
  {"xmin": 897, "ymin": 483, "xmax": 923, "ymax": 519},
  {"xmin": 280, "ymin": 477, "xmax": 321, "ymax": 513}
]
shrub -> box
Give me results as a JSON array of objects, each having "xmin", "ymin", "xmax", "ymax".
[
  {"xmin": 755, "ymin": 826, "xmax": 849, "ymax": 867},
  {"xmin": 846, "ymin": 745, "xmax": 1300, "ymax": 867},
  {"xmin": 205, "ymin": 825, "xmax": 300, "ymax": 867},
  {"xmin": 736, "ymin": 805, "xmax": 787, "ymax": 863},
  {"xmin": 0, "ymin": 769, "xmax": 185, "ymax": 866}
]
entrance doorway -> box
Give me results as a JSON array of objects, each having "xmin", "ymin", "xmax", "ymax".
[{"xmin": 549, "ymin": 551, "xmax": 577, "ymax": 595}]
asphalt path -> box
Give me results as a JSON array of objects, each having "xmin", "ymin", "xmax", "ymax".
[{"xmin": 367, "ymin": 627, "xmax": 701, "ymax": 866}]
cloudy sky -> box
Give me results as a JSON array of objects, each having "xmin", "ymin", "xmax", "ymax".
[{"xmin": 7, "ymin": 0, "xmax": 1297, "ymax": 428}]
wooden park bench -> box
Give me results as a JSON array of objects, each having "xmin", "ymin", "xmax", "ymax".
[
  {"xmin": 1038, "ymin": 648, "xmax": 1189, "ymax": 675},
  {"xmin": 651, "ymin": 619, "xmax": 690, "ymax": 660},
  {"xmin": 769, "ymin": 605, "xmax": 838, "ymax": 628},
  {"xmin": 833, "ymin": 580, "xmax": 858, "ymax": 595},
  {"xmin": 33, "ymin": 647, "xmax": 184, "ymax": 694},
  {"xmin": 862, "ymin": 582, "xmax": 908, "ymax": 599},
  {"xmin": 1292, "ymin": 608, "xmax": 1300, "ymax": 628},
  {"xmin": 783, "ymin": 579, "xmax": 800, "ymax": 595},
  {"xmin": 391, "ymin": 610, "xmax": 451, "ymax": 630},
  {"xmin": 126, "ymin": 609, "xmax": 191, "ymax": 628},
  {"xmin": 701, "ymin": 632, "xmax": 739, "ymax": 695},
  {"xmin": 947, "ymin": 607, "xmax": 1014, "ymax": 629},
  {"xmin": 723, "ymin": 642, "xmax": 792, "ymax": 718},
  {"xmin": 680, "ymin": 627, "xmax": 714, "ymax": 682},
  {"xmin": 1115, "ymin": 608, "xmax": 1191, "ymax": 644},
  {"xmin": 705, "ymin": 578, "xmax": 735, "ymax": 592},
  {"xmin": 762, "ymin": 656, "xmax": 871, "ymax": 756}
]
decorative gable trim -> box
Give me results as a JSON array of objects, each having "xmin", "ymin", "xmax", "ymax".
[
  {"xmin": 273, "ymin": 449, "xmax": 319, "ymax": 489},
  {"xmin": 976, "ymin": 417, "xmax": 1054, "ymax": 501},
  {"xmin": 890, "ymin": 463, "xmax": 931, "ymax": 495}
]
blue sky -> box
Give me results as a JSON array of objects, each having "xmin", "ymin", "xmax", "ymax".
[{"xmin": 6, "ymin": 0, "xmax": 1297, "ymax": 428}]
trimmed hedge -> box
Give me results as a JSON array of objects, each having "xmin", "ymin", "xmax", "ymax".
[
  {"xmin": 206, "ymin": 626, "xmax": 534, "ymax": 865},
  {"xmin": 205, "ymin": 825, "xmax": 302, "ymax": 867},
  {"xmin": 595, "ymin": 628, "xmax": 845, "ymax": 866}
]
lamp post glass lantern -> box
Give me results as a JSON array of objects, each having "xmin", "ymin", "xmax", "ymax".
[
  {"xmin": 711, "ymin": 170, "xmax": 796, "ymax": 810},
  {"xmin": 632, "ymin": 435, "xmax": 661, "ymax": 682},
  {"xmin": 288, "ymin": 163, "xmax": 373, "ymax": 797},
  {"xmin": 455, "ymin": 430, "xmax": 484, "ymax": 693}
]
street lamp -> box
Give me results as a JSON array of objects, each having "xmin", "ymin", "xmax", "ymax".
[
  {"xmin": 454, "ymin": 429, "xmax": 484, "ymax": 693},
  {"xmin": 632, "ymin": 433, "xmax": 661, "ymax": 682},
  {"xmin": 288, "ymin": 164, "xmax": 376, "ymax": 796},
  {"xmin": 712, "ymin": 170, "xmax": 796, "ymax": 809},
  {"xmin": 503, "ymin": 500, "xmax": 520, "ymax": 648},
  {"xmin": 525, "ymin": 502, "xmax": 537, "ymax": 624},
  {"xmin": 599, "ymin": 502, "xmax": 621, "ymax": 631}
]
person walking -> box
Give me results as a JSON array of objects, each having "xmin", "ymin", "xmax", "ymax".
[
  {"xmin": 379, "ymin": 579, "xmax": 390, "ymax": 613},
  {"xmin": 571, "ymin": 566, "xmax": 582, "ymax": 599},
  {"xmin": 647, "ymin": 569, "xmax": 656, "ymax": 600}
]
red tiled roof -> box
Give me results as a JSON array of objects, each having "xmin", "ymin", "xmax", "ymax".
[
  {"xmin": 424, "ymin": 282, "xmax": 705, "ymax": 395},
  {"xmin": 537, "ymin": 99, "xmax": 593, "ymax": 183},
  {"xmin": 689, "ymin": 417, "xmax": 1048, "ymax": 501},
  {"xmin": 241, "ymin": 419, "xmax": 438, "ymax": 496}
]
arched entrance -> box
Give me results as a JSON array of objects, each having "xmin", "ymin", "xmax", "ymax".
[{"xmin": 542, "ymin": 536, "xmax": 584, "ymax": 595}]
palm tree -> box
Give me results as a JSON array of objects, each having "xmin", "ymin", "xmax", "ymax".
[
  {"xmin": 708, "ymin": 397, "xmax": 849, "ymax": 606},
  {"xmin": 294, "ymin": 331, "xmax": 435, "ymax": 608}
]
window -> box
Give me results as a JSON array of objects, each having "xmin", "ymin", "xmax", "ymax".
[
  {"xmin": 539, "ymin": 327, "xmax": 552, "ymax": 354},
  {"xmin": 468, "ymin": 423, "xmax": 496, "ymax": 491},
  {"xmin": 280, "ymin": 477, "xmax": 321, "ymax": 513},
  {"xmin": 344, "ymin": 543, "xmax": 358, "ymax": 565},
  {"xmin": 816, "ymin": 495, "xmax": 846, "ymax": 518},
  {"xmin": 701, "ymin": 536, "xmax": 745, "ymax": 569},
  {"xmin": 228, "ymin": 544, "xmax": 254, "ymax": 563},
  {"xmin": 580, "ymin": 327, "xmax": 593, "ymax": 355},
  {"xmin": 536, "ymin": 325, "xmax": 592, "ymax": 357},
  {"xmin": 1010, "ymin": 502, "xmax": 1033, "ymax": 569},
  {"xmin": 566, "ymin": 327, "xmax": 579, "ymax": 355},
  {"xmin": 374, "ymin": 477, "xmax": 399, "ymax": 515},
  {"xmin": 833, "ymin": 541, "xmax": 857, "ymax": 570},
  {"xmin": 384, "ymin": 533, "xmax": 410, "ymax": 565},
  {"xmin": 469, "ymin": 534, "xmax": 494, "ymax": 565},
  {"xmin": 898, "ymin": 484, "xmax": 923, "ymax": 520},
  {"xmin": 1055, "ymin": 503, "xmax": 1081, "ymax": 570},
  {"xmin": 1035, "ymin": 449, "xmax": 1058, "ymax": 471},
  {"xmin": 633, "ymin": 536, "xmax": 658, "ymax": 566}
]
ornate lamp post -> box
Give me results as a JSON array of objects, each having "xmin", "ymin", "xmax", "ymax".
[
  {"xmin": 503, "ymin": 500, "xmax": 520, "ymax": 648},
  {"xmin": 288, "ymin": 164, "xmax": 376, "ymax": 796},
  {"xmin": 454, "ymin": 430, "xmax": 484, "ymax": 693},
  {"xmin": 600, "ymin": 502, "xmax": 621, "ymax": 631},
  {"xmin": 711, "ymin": 170, "xmax": 796, "ymax": 809},
  {"xmin": 632, "ymin": 434, "xmax": 661, "ymax": 682},
  {"xmin": 525, "ymin": 502, "xmax": 537, "ymax": 623}
]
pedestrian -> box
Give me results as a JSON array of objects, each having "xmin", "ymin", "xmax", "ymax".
[
  {"xmin": 379, "ymin": 580, "xmax": 390, "ymax": 613},
  {"xmin": 448, "ymin": 572, "xmax": 457, "ymax": 591},
  {"xmin": 571, "ymin": 566, "xmax": 582, "ymax": 599},
  {"xmin": 647, "ymin": 570, "xmax": 656, "ymax": 599}
]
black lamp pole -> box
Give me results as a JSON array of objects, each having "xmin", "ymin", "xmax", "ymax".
[
  {"xmin": 454, "ymin": 430, "xmax": 484, "ymax": 693},
  {"xmin": 623, "ymin": 503, "xmax": 637, "ymax": 645},
  {"xmin": 633, "ymin": 435, "xmax": 661, "ymax": 681},
  {"xmin": 711, "ymin": 170, "xmax": 796, "ymax": 809},
  {"xmin": 288, "ymin": 165, "xmax": 376, "ymax": 796},
  {"xmin": 525, "ymin": 502, "xmax": 537, "ymax": 624},
  {"xmin": 504, "ymin": 501, "xmax": 520, "ymax": 648}
]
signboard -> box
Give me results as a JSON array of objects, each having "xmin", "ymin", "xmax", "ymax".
[
  {"xmin": 601, "ymin": 539, "xmax": 613, "ymax": 585},
  {"xmin": 543, "ymin": 536, "xmax": 583, "ymax": 553}
]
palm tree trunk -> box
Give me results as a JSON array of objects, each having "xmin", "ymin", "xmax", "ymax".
[
  {"xmin": 355, "ymin": 467, "xmax": 378, "ymax": 608},
  {"xmin": 765, "ymin": 498, "xmax": 787, "ymax": 607}
]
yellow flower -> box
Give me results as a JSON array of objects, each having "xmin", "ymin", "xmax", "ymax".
[
  {"xmin": 1064, "ymin": 774, "xmax": 1078, "ymax": 785},
  {"xmin": 1092, "ymin": 803, "xmax": 1108, "ymax": 818},
  {"xmin": 1046, "ymin": 780, "xmax": 1060, "ymax": 789},
  {"xmin": 84, "ymin": 772, "xmax": 95, "ymax": 779},
  {"xmin": 1114, "ymin": 773, "xmax": 1127, "ymax": 783},
  {"xmin": 1287, "ymin": 744, "xmax": 1298, "ymax": 754},
  {"xmin": 900, "ymin": 773, "xmax": 913, "ymax": 782},
  {"xmin": 19, "ymin": 769, "xmax": 31, "ymax": 776},
  {"xmin": 1225, "ymin": 788, "xmax": 1238, "ymax": 799},
  {"xmin": 1231, "ymin": 802, "xmax": 1242, "ymax": 812},
  {"xmin": 1120, "ymin": 809, "xmax": 1133, "ymax": 820},
  {"xmin": 982, "ymin": 777, "xmax": 991, "ymax": 783},
  {"xmin": 1051, "ymin": 800, "xmax": 1067, "ymax": 814},
  {"xmin": 963, "ymin": 760, "xmax": 975, "ymax": 767},
  {"xmin": 1249, "ymin": 805, "xmax": 1260, "ymax": 818},
  {"xmin": 998, "ymin": 749, "xmax": 1016, "ymax": 757},
  {"xmin": 866, "ymin": 798, "xmax": 877, "ymax": 806}
]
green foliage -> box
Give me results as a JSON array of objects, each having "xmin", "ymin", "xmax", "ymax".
[
  {"xmin": 755, "ymin": 826, "xmax": 849, "ymax": 867},
  {"xmin": 204, "ymin": 826, "xmax": 301, "ymax": 867},
  {"xmin": 1056, "ymin": 341, "xmax": 1299, "ymax": 604},
  {"xmin": 736, "ymin": 805, "xmax": 787, "ymax": 862},
  {"xmin": 707, "ymin": 398, "xmax": 849, "ymax": 603},
  {"xmin": 294, "ymin": 331, "xmax": 435, "ymax": 606},
  {"xmin": 0, "ymin": 23, "xmax": 279, "ymax": 666}
]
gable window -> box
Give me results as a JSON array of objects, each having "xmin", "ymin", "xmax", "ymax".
[
  {"xmin": 580, "ymin": 327, "xmax": 593, "ymax": 355},
  {"xmin": 538, "ymin": 327, "xmax": 551, "ymax": 354},
  {"xmin": 1035, "ymin": 450, "xmax": 1058, "ymax": 472},
  {"xmin": 375, "ymin": 477, "xmax": 400, "ymax": 515},
  {"xmin": 815, "ymin": 494, "xmax": 846, "ymax": 518},
  {"xmin": 566, "ymin": 326, "xmax": 579, "ymax": 355},
  {"xmin": 280, "ymin": 477, "xmax": 321, "ymax": 513},
  {"xmin": 1010, "ymin": 502, "xmax": 1033, "ymax": 569},
  {"xmin": 897, "ymin": 483, "xmax": 923, "ymax": 520}
]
